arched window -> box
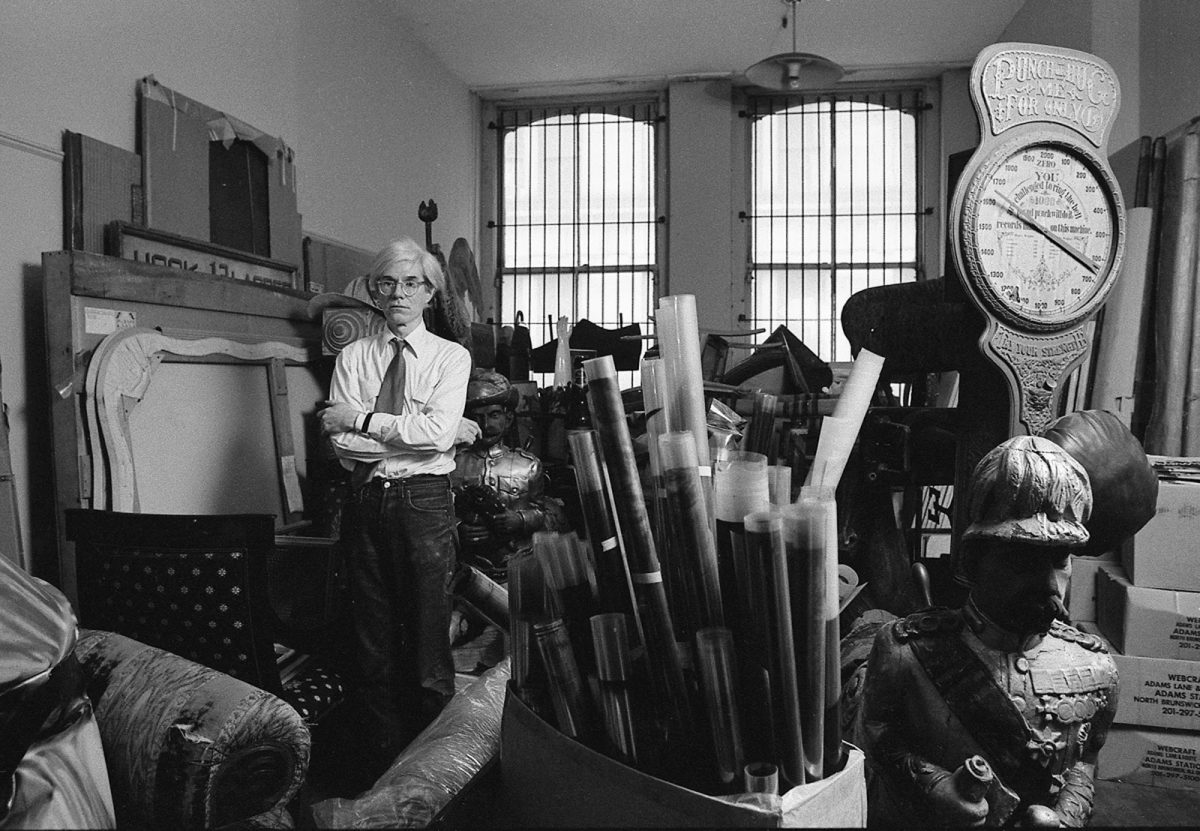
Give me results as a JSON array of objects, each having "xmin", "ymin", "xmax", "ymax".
[
  {"xmin": 746, "ymin": 89, "xmax": 925, "ymax": 361},
  {"xmin": 494, "ymin": 100, "xmax": 662, "ymax": 387}
]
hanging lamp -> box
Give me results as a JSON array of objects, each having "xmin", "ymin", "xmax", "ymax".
[{"xmin": 744, "ymin": 0, "xmax": 844, "ymax": 91}]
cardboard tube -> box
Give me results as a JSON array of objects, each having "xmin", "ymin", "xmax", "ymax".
[
  {"xmin": 1091, "ymin": 207, "xmax": 1153, "ymax": 426},
  {"xmin": 803, "ymin": 414, "xmax": 854, "ymax": 491},
  {"xmin": 658, "ymin": 295, "xmax": 713, "ymax": 526},
  {"xmin": 805, "ymin": 349, "xmax": 884, "ymax": 489},
  {"xmin": 1147, "ymin": 130, "xmax": 1200, "ymax": 455},
  {"xmin": 584, "ymin": 355, "xmax": 692, "ymax": 733},
  {"xmin": 446, "ymin": 562, "xmax": 510, "ymax": 631}
]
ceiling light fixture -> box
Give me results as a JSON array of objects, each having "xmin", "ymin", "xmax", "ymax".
[{"xmin": 744, "ymin": 0, "xmax": 844, "ymax": 91}]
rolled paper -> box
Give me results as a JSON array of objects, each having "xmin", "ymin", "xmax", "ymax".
[
  {"xmin": 641, "ymin": 359, "xmax": 679, "ymax": 602},
  {"xmin": 745, "ymin": 509, "xmax": 804, "ymax": 787},
  {"xmin": 798, "ymin": 485, "xmax": 844, "ymax": 779},
  {"xmin": 769, "ymin": 464, "xmax": 792, "ymax": 506},
  {"xmin": 803, "ymin": 414, "xmax": 854, "ymax": 492},
  {"xmin": 1090, "ymin": 207, "xmax": 1152, "ymax": 427},
  {"xmin": 660, "ymin": 430, "xmax": 725, "ymax": 629},
  {"xmin": 831, "ymin": 347, "xmax": 885, "ymax": 422},
  {"xmin": 591, "ymin": 613, "xmax": 640, "ymax": 766},
  {"xmin": 781, "ymin": 499, "xmax": 831, "ymax": 782},
  {"xmin": 695, "ymin": 627, "xmax": 745, "ymax": 790},
  {"xmin": 805, "ymin": 348, "xmax": 885, "ymax": 489},
  {"xmin": 446, "ymin": 562, "xmax": 510, "ymax": 631},
  {"xmin": 584, "ymin": 354, "xmax": 692, "ymax": 733},
  {"xmin": 744, "ymin": 762, "xmax": 779, "ymax": 795},
  {"xmin": 567, "ymin": 430, "xmax": 640, "ymax": 639},
  {"xmin": 1146, "ymin": 130, "xmax": 1200, "ymax": 455},
  {"xmin": 658, "ymin": 295, "xmax": 713, "ymax": 521},
  {"xmin": 534, "ymin": 618, "xmax": 593, "ymax": 740},
  {"xmin": 534, "ymin": 530, "xmax": 600, "ymax": 675}
]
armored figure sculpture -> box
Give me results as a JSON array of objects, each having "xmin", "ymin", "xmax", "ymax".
[
  {"xmin": 855, "ymin": 435, "xmax": 1118, "ymax": 828},
  {"xmin": 453, "ymin": 370, "xmax": 566, "ymax": 579}
]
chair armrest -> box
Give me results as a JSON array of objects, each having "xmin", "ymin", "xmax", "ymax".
[{"xmin": 75, "ymin": 629, "xmax": 311, "ymax": 829}]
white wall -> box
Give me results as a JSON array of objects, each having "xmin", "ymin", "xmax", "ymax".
[
  {"xmin": 1140, "ymin": 0, "xmax": 1200, "ymax": 140},
  {"xmin": 0, "ymin": 0, "xmax": 475, "ymax": 575},
  {"xmin": 666, "ymin": 79, "xmax": 742, "ymax": 333}
]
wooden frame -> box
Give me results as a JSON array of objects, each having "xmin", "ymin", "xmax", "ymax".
[
  {"xmin": 83, "ymin": 327, "xmax": 313, "ymax": 516},
  {"xmin": 42, "ymin": 249, "xmax": 326, "ymax": 604}
]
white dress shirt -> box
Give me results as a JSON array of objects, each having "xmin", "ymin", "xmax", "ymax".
[{"xmin": 329, "ymin": 321, "xmax": 470, "ymax": 479}]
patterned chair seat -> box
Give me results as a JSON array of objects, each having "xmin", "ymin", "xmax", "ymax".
[{"xmin": 66, "ymin": 509, "xmax": 347, "ymax": 727}]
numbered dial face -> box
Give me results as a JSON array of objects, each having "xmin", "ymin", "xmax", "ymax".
[{"xmin": 966, "ymin": 142, "xmax": 1118, "ymax": 328}]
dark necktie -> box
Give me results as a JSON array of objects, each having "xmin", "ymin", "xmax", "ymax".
[
  {"xmin": 353, "ymin": 337, "xmax": 405, "ymax": 489},
  {"xmin": 374, "ymin": 337, "xmax": 406, "ymax": 414}
]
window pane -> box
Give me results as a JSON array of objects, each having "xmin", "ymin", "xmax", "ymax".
[
  {"xmin": 749, "ymin": 90, "xmax": 922, "ymax": 364},
  {"xmin": 498, "ymin": 102, "xmax": 659, "ymax": 389}
]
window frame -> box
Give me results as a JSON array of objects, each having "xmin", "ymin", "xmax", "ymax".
[
  {"xmin": 737, "ymin": 80, "xmax": 941, "ymax": 363},
  {"xmin": 479, "ymin": 92, "xmax": 668, "ymax": 386}
]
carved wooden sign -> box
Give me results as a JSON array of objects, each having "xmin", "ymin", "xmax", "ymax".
[{"xmin": 106, "ymin": 221, "xmax": 303, "ymax": 292}]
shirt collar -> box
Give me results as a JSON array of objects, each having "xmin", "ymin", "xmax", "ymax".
[{"xmin": 381, "ymin": 319, "xmax": 431, "ymax": 357}]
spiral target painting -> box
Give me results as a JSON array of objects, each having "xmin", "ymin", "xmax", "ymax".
[{"xmin": 322, "ymin": 308, "xmax": 384, "ymax": 355}]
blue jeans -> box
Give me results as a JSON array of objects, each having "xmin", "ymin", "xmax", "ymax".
[{"xmin": 347, "ymin": 474, "xmax": 456, "ymax": 744}]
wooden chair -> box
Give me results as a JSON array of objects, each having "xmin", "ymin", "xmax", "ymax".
[{"xmin": 65, "ymin": 509, "xmax": 346, "ymax": 725}]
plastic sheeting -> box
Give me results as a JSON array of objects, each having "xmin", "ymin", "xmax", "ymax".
[{"xmin": 310, "ymin": 659, "xmax": 510, "ymax": 828}]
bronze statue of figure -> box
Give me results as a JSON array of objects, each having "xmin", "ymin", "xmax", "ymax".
[
  {"xmin": 853, "ymin": 435, "xmax": 1118, "ymax": 828},
  {"xmin": 453, "ymin": 370, "xmax": 567, "ymax": 580}
]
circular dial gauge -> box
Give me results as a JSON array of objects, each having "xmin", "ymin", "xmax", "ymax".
[{"xmin": 966, "ymin": 141, "xmax": 1118, "ymax": 328}]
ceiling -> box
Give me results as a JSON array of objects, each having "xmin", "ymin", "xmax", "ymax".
[{"xmin": 388, "ymin": 0, "xmax": 1028, "ymax": 95}]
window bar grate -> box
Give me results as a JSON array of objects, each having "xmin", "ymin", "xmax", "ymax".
[
  {"xmin": 496, "ymin": 101, "xmax": 659, "ymax": 389},
  {"xmin": 747, "ymin": 90, "xmax": 923, "ymax": 363}
]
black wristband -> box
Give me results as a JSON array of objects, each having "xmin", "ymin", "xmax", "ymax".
[{"xmin": 361, "ymin": 412, "xmax": 374, "ymax": 434}]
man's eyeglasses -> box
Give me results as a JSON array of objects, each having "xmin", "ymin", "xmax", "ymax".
[{"xmin": 375, "ymin": 277, "xmax": 430, "ymax": 297}]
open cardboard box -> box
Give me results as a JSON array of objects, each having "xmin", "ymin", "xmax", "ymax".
[{"xmin": 498, "ymin": 684, "xmax": 866, "ymax": 827}]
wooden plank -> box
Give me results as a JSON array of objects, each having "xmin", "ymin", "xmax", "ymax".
[
  {"xmin": 42, "ymin": 252, "xmax": 82, "ymax": 600},
  {"xmin": 106, "ymin": 221, "xmax": 300, "ymax": 291},
  {"xmin": 62, "ymin": 132, "xmax": 142, "ymax": 253},
  {"xmin": 0, "ymin": 359, "xmax": 24, "ymax": 569},
  {"xmin": 268, "ymin": 359, "xmax": 305, "ymax": 524},
  {"xmin": 55, "ymin": 249, "xmax": 315, "ymax": 323}
]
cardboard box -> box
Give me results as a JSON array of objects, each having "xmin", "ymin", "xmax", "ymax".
[
  {"xmin": 1128, "ymin": 480, "xmax": 1200, "ymax": 592},
  {"xmin": 1096, "ymin": 565, "xmax": 1200, "ymax": 661},
  {"xmin": 1066, "ymin": 551, "xmax": 1119, "ymax": 624},
  {"xmin": 499, "ymin": 686, "xmax": 866, "ymax": 827},
  {"xmin": 1079, "ymin": 624, "xmax": 1200, "ymax": 732},
  {"xmin": 1097, "ymin": 725, "xmax": 1200, "ymax": 790}
]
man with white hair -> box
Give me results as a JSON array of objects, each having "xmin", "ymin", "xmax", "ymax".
[{"xmin": 320, "ymin": 237, "xmax": 480, "ymax": 762}]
